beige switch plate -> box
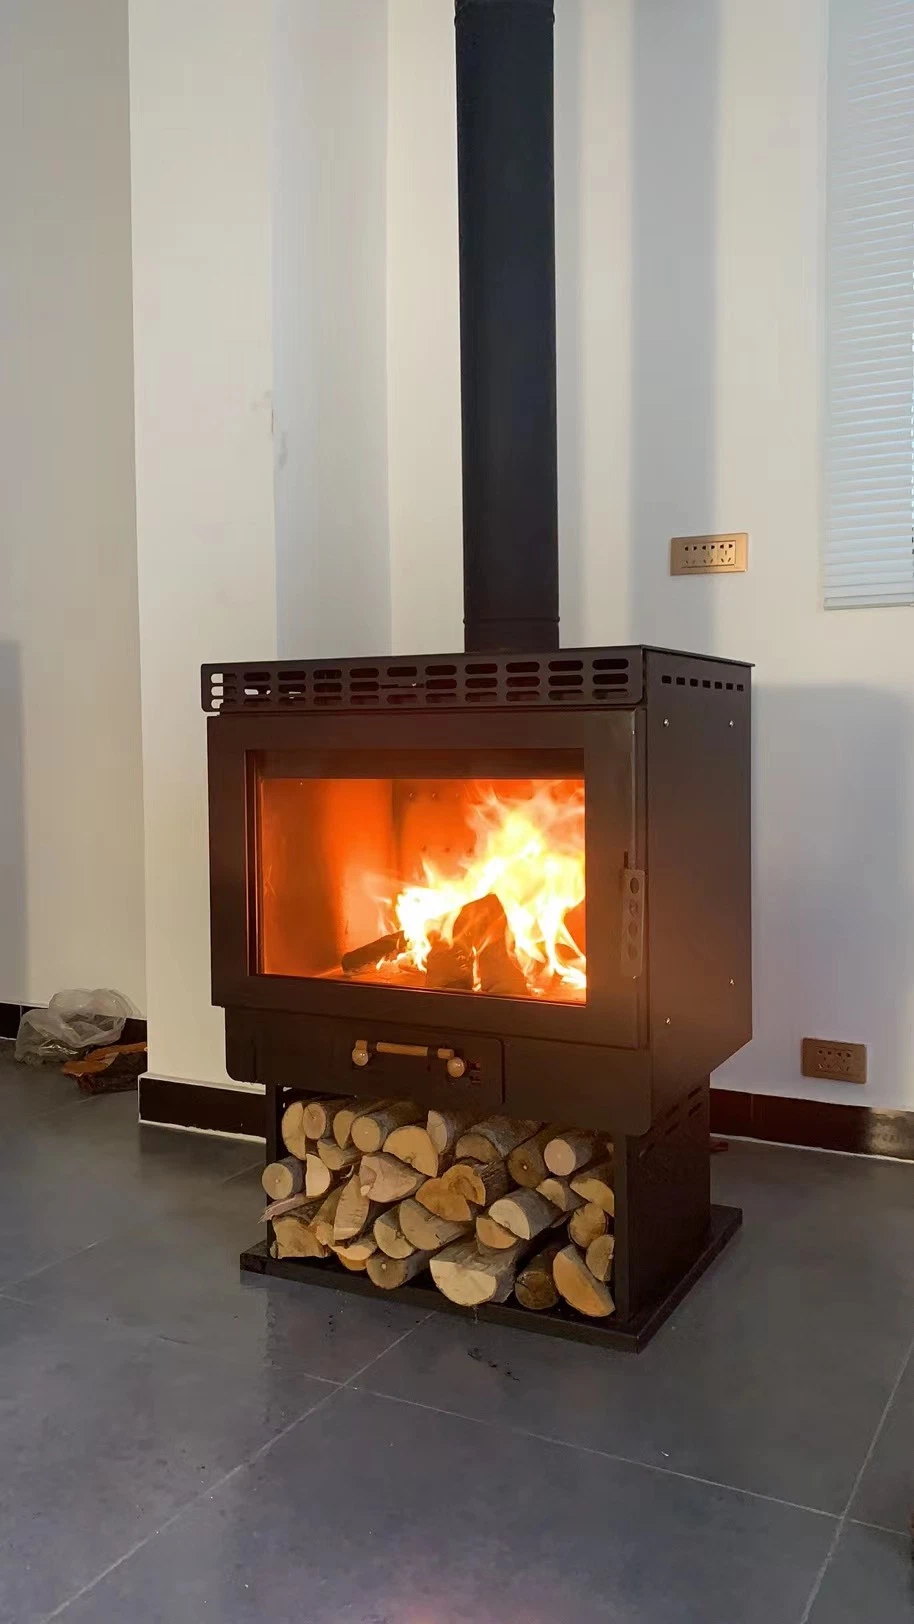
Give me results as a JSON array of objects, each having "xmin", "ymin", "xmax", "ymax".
[
  {"xmin": 801, "ymin": 1037, "xmax": 867, "ymax": 1086},
  {"xmin": 670, "ymin": 533, "xmax": 748, "ymax": 575}
]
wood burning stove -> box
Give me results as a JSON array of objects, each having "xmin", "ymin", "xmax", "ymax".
[{"xmin": 202, "ymin": 0, "xmax": 750, "ymax": 1347}]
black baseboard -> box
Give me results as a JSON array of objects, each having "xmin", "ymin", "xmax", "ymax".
[
  {"xmin": 135, "ymin": 1072, "xmax": 914, "ymax": 1162},
  {"xmin": 139, "ymin": 1074, "xmax": 265, "ymax": 1137},
  {"xmin": 711, "ymin": 1088, "xmax": 914, "ymax": 1161},
  {"xmin": 0, "ymin": 1002, "xmax": 147, "ymax": 1047}
]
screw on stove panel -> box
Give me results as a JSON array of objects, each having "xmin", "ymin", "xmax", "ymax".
[{"xmin": 670, "ymin": 533, "xmax": 748, "ymax": 575}]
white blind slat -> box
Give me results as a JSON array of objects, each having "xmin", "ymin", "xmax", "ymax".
[{"xmin": 825, "ymin": 0, "xmax": 914, "ymax": 610}]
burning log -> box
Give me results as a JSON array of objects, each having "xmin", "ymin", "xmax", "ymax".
[
  {"xmin": 398, "ymin": 1198, "xmax": 471, "ymax": 1252},
  {"xmin": 341, "ymin": 931, "xmax": 405, "ymax": 975},
  {"xmin": 570, "ymin": 1159, "xmax": 615, "ymax": 1215},
  {"xmin": 488, "ymin": 1189, "xmax": 560, "ymax": 1242},
  {"xmin": 367, "ymin": 1249, "xmax": 436, "ymax": 1290},
  {"xmin": 568, "ymin": 1201, "xmax": 610, "ymax": 1250},
  {"xmin": 280, "ymin": 1101, "xmax": 309, "ymax": 1161},
  {"xmin": 302, "ymin": 1095, "xmax": 352, "ymax": 1140},
  {"xmin": 514, "ymin": 1239, "xmax": 565, "ymax": 1311},
  {"xmin": 585, "ymin": 1233, "xmax": 616, "ymax": 1282},
  {"xmin": 536, "ymin": 1175, "xmax": 584, "ymax": 1213},
  {"xmin": 426, "ymin": 1109, "xmax": 477, "ymax": 1156},
  {"xmin": 351, "ymin": 1101, "xmax": 421, "ymax": 1154},
  {"xmin": 508, "ymin": 1125, "xmax": 565, "ymax": 1188},
  {"xmin": 430, "ymin": 1238, "xmax": 528, "ymax": 1306},
  {"xmin": 373, "ymin": 1205, "xmax": 416, "ymax": 1259},
  {"xmin": 425, "ymin": 936, "xmax": 474, "ymax": 990},
  {"xmin": 453, "ymin": 893, "xmax": 528, "ymax": 996},
  {"xmin": 553, "ymin": 1244, "xmax": 615, "ymax": 1318},
  {"xmin": 262, "ymin": 1156, "xmax": 304, "ymax": 1202},
  {"xmin": 544, "ymin": 1131, "xmax": 604, "ymax": 1177},
  {"xmin": 478, "ymin": 938, "xmax": 528, "ymax": 997},
  {"xmin": 383, "ymin": 1124, "xmax": 441, "ymax": 1177},
  {"xmin": 452, "ymin": 892, "xmax": 507, "ymax": 950},
  {"xmin": 455, "ymin": 1117, "xmax": 541, "ymax": 1164},
  {"xmin": 358, "ymin": 1152, "xmax": 426, "ymax": 1204}
]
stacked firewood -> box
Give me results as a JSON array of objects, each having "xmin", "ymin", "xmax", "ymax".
[{"xmin": 262, "ymin": 1098, "xmax": 615, "ymax": 1319}]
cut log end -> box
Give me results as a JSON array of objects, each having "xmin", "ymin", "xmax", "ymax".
[
  {"xmin": 568, "ymin": 1201, "xmax": 610, "ymax": 1251},
  {"xmin": 553, "ymin": 1244, "xmax": 615, "ymax": 1318},
  {"xmin": 262, "ymin": 1156, "xmax": 304, "ymax": 1202}
]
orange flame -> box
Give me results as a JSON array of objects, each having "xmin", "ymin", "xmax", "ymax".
[{"xmin": 384, "ymin": 780, "xmax": 586, "ymax": 1000}]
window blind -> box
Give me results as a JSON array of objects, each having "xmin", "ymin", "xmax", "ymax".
[{"xmin": 825, "ymin": 0, "xmax": 914, "ymax": 608}]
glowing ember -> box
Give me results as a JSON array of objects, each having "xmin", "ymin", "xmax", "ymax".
[{"xmin": 382, "ymin": 780, "xmax": 586, "ymax": 1000}]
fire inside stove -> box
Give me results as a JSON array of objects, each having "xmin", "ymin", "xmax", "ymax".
[{"xmin": 258, "ymin": 776, "xmax": 586, "ymax": 1003}]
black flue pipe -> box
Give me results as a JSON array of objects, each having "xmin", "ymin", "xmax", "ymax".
[{"xmin": 455, "ymin": 0, "xmax": 559, "ymax": 653}]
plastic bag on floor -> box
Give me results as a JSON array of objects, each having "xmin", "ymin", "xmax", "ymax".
[{"xmin": 14, "ymin": 989, "xmax": 134, "ymax": 1065}]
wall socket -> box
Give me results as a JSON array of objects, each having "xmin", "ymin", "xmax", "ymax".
[
  {"xmin": 670, "ymin": 533, "xmax": 749, "ymax": 575},
  {"xmin": 801, "ymin": 1037, "xmax": 867, "ymax": 1086}
]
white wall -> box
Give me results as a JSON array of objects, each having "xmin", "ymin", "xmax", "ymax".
[
  {"xmin": 0, "ymin": 0, "xmax": 145, "ymax": 1011},
  {"xmin": 386, "ymin": 0, "xmax": 914, "ymax": 1111},
  {"xmin": 129, "ymin": 0, "xmax": 277, "ymax": 1086},
  {"xmin": 273, "ymin": 0, "xmax": 391, "ymax": 660}
]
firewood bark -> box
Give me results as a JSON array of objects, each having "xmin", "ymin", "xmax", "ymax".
[
  {"xmin": 536, "ymin": 1176, "xmax": 584, "ymax": 1213},
  {"xmin": 373, "ymin": 1205, "xmax": 416, "ymax": 1260},
  {"xmin": 272, "ymin": 1211, "xmax": 328, "ymax": 1259},
  {"xmin": 383, "ymin": 1124, "xmax": 441, "ymax": 1177},
  {"xmin": 312, "ymin": 1185, "xmax": 345, "ymax": 1247},
  {"xmin": 426, "ymin": 1108, "xmax": 477, "ymax": 1156},
  {"xmin": 317, "ymin": 1138, "xmax": 360, "ymax": 1174},
  {"xmin": 398, "ymin": 1197, "xmax": 471, "ymax": 1252},
  {"xmin": 351, "ymin": 1101, "xmax": 421, "ymax": 1154},
  {"xmin": 544, "ymin": 1130, "xmax": 603, "ymax": 1177},
  {"xmin": 341, "ymin": 930, "xmax": 405, "ymax": 974},
  {"xmin": 280, "ymin": 1101, "xmax": 309, "ymax": 1160},
  {"xmin": 333, "ymin": 1177, "xmax": 382, "ymax": 1242},
  {"xmin": 331, "ymin": 1235, "xmax": 377, "ymax": 1268},
  {"xmin": 455, "ymin": 1117, "xmax": 540, "ymax": 1164},
  {"xmin": 585, "ymin": 1233, "xmax": 616, "ymax": 1282},
  {"xmin": 507, "ymin": 1125, "xmax": 565, "ymax": 1189},
  {"xmin": 488, "ymin": 1189, "xmax": 560, "ymax": 1241},
  {"xmin": 333, "ymin": 1098, "xmax": 389, "ymax": 1149},
  {"xmin": 302, "ymin": 1095, "xmax": 351, "ymax": 1141},
  {"xmin": 445, "ymin": 1158, "xmax": 510, "ymax": 1209},
  {"xmin": 261, "ymin": 1192, "xmax": 320, "ymax": 1224},
  {"xmin": 358, "ymin": 1152, "xmax": 425, "ymax": 1204},
  {"xmin": 262, "ymin": 1156, "xmax": 304, "ymax": 1201},
  {"xmin": 431, "ymin": 1238, "xmax": 527, "ymax": 1305},
  {"xmin": 475, "ymin": 1212, "xmax": 518, "ymax": 1251},
  {"xmin": 570, "ymin": 1159, "xmax": 615, "ymax": 1216},
  {"xmin": 514, "ymin": 1238, "xmax": 565, "ymax": 1311},
  {"xmin": 367, "ymin": 1249, "xmax": 435, "ymax": 1290},
  {"xmin": 568, "ymin": 1201, "xmax": 610, "ymax": 1250},
  {"xmin": 305, "ymin": 1154, "xmax": 334, "ymax": 1199},
  {"xmin": 553, "ymin": 1244, "xmax": 615, "ymax": 1317}
]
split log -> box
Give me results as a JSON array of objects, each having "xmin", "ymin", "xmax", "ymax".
[
  {"xmin": 445, "ymin": 1159, "xmax": 510, "ymax": 1209},
  {"xmin": 431, "ymin": 1238, "xmax": 527, "ymax": 1306},
  {"xmin": 455, "ymin": 1116, "xmax": 540, "ymax": 1164},
  {"xmin": 351, "ymin": 1101, "xmax": 421, "ymax": 1154},
  {"xmin": 367, "ymin": 1249, "xmax": 435, "ymax": 1290},
  {"xmin": 452, "ymin": 892, "xmax": 506, "ymax": 950},
  {"xmin": 341, "ymin": 930, "xmax": 405, "ymax": 974},
  {"xmin": 568, "ymin": 1201, "xmax": 610, "ymax": 1250},
  {"xmin": 427, "ymin": 1108, "xmax": 477, "ymax": 1156},
  {"xmin": 477, "ymin": 938, "xmax": 528, "ymax": 997},
  {"xmin": 553, "ymin": 1244, "xmax": 615, "ymax": 1317},
  {"xmin": 488, "ymin": 1189, "xmax": 561, "ymax": 1242},
  {"xmin": 333, "ymin": 1098, "xmax": 390, "ymax": 1149},
  {"xmin": 262, "ymin": 1156, "xmax": 304, "ymax": 1201},
  {"xmin": 272, "ymin": 1212, "xmax": 328, "ymax": 1260},
  {"xmin": 373, "ymin": 1205, "xmax": 416, "ymax": 1260},
  {"xmin": 302, "ymin": 1095, "xmax": 352, "ymax": 1140},
  {"xmin": 317, "ymin": 1138, "xmax": 360, "ymax": 1174},
  {"xmin": 280, "ymin": 1101, "xmax": 309, "ymax": 1160},
  {"xmin": 261, "ymin": 1192, "xmax": 320, "ymax": 1224},
  {"xmin": 508, "ymin": 1125, "xmax": 565, "ymax": 1189},
  {"xmin": 383, "ymin": 1124, "xmax": 441, "ymax": 1177},
  {"xmin": 425, "ymin": 936, "xmax": 473, "ymax": 990},
  {"xmin": 331, "ymin": 1235, "xmax": 377, "ymax": 1269},
  {"xmin": 570, "ymin": 1159, "xmax": 615, "ymax": 1216},
  {"xmin": 544, "ymin": 1130, "xmax": 603, "ymax": 1177},
  {"xmin": 312, "ymin": 1185, "xmax": 345, "ymax": 1247},
  {"xmin": 416, "ymin": 1176, "xmax": 471, "ymax": 1224},
  {"xmin": 514, "ymin": 1239, "xmax": 565, "ymax": 1311},
  {"xmin": 398, "ymin": 1197, "xmax": 471, "ymax": 1252},
  {"xmin": 333, "ymin": 1177, "xmax": 382, "ymax": 1243},
  {"xmin": 536, "ymin": 1176, "xmax": 584, "ymax": 1214},
  {"xmin": 585, "ymin": 1233, "xmax": 616, "ymax": 1282},
  {"xmin": 305, "ymin": 1154, "xmax": 335, "ymax": 1199},
  {"xmin": 358, "ymin": 1152, "xmax": 425, "ymax": 1204},
  {"xmin": 475, "ymin": 1212, "xmax": 518, "ymax": 1251}
]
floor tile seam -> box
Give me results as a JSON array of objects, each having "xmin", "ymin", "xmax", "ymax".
[
  {"xmin": 847, "ymin": 1516, "xmax": 913, "ymax": 1540},
  {"xmin": 339, "ymin": 1310, "xmax": 438, "ymax": 1390},
  {"xmin": 37, "ymin": 1382, "xmax": 345, "ymax": 1623},
  {"xmin": 350, "ymin": 1379, "xmax": 840, "ymax": 1522}
]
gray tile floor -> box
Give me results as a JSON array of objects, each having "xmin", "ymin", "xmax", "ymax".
[{"xmin": 1, "ymin": 1044, "xmax": 912, "ymax": 1622}]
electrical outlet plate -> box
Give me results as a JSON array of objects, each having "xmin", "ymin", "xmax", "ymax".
[
  {"xmin": 670, "ymin": 533, "xmax": 748, "ymax": 575},
  {"xmin": 801, "ymin": 1037, "xmax": 867, "ymax": 1086}
]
